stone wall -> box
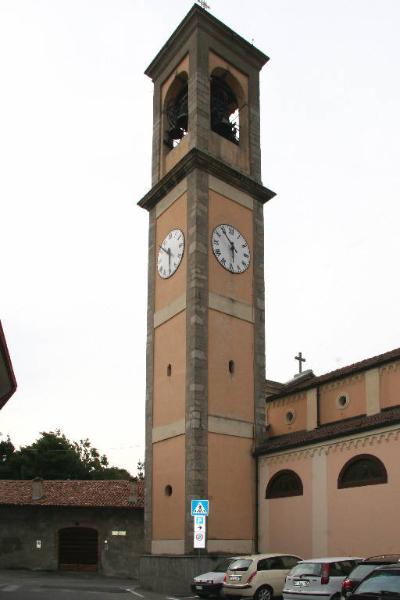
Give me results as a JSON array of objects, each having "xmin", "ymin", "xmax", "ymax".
[
  {"xmin": 0, "ymin": 505, "xmax": 144, "ymax": 578},
  {"xmin": 140, "ymin": 554, "xmax": 230, "ymax": 594}
]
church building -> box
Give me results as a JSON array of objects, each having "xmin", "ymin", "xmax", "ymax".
[
  {"xmin": 259, "ymin": 347, "xmax": 400, "ymax": 559},
  {"xmin": 138, "ymin": 4, "xmax": 399, "ymax": 591}
]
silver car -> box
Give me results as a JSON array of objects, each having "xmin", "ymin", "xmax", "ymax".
[{"xmin": 283, "ymin": 557, "xmax": 362, "ymax": 600}]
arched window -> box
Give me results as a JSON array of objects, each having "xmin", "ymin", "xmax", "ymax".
[
  {"xmin": 265, "ymin": 469, "xmax": 303, "ymax": 499},
  {"xmin": 338, "ymin": 454, "xmax": 387, "ymax": 489}
]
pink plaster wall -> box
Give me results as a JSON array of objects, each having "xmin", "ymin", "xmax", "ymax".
[
  {"xmin": 380, "ymin": 363, "xmax": 400, "ymax": 409},
  {"xmin": 319, "ymin": 376, "xmax": 366, "ymax": 425},
  {"xmin": 327, "ymin": 441, "xmax": 400, "ymax": 556},
  {"xmin": 264, "ymin": 458, "xmax": 313, "ymax": 558},
  {"xmin": 267, "ymin": 393, "xmax": 307, "ymax": 437}
]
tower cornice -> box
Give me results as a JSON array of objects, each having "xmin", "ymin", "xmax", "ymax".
[
  {"xmin": 145, "ymin": 4, "xmax": 269, "ymax": 82},
  {"xmin": 138, "ymin": 147, "xmax": 275, "ymax": 211}
]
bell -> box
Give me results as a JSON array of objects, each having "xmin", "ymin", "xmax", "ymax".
[
  {"xmin": 175, "ymin": 112, "xmax": 188, "ymax": 133},
  {"xmin": 210, "ymin": 76, "xmax": 238, "ymax": 143},
  {"xmin": 175, "ymin": 91, "xmax": 188, "ymax": 132},
  {"xmin": 168, "ymin": 126, "xmax": 185, "ymax": 141},
  {"xmin": 166, "ymin": 88, "xmax": 188, "ymax": 144},
  {"xmin": 212, "ymin": 115, "xmax": 234, "ymax": 140}
]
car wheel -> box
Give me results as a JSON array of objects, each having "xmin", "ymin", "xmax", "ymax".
[{"xmin": 254, "ymin": 586, "xmax": 272, "ymax": 600}]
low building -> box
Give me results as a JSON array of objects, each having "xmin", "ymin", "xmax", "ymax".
[
  {"xmin": 0, "ymin": 479, "xmax": 144, "ymax": 578},
  {"xmin": 257, "ymin": 347, "xmax": 400, "ymax": 558}
]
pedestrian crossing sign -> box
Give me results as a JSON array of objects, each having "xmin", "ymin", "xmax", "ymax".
[{"xmin": 191, "ymin": 499, "xmax": 209, "ymax": 516}]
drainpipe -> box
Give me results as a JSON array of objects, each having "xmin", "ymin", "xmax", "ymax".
[{"xmin": 255, "ymin": 452, "xmax": 259, "ymax": 554}]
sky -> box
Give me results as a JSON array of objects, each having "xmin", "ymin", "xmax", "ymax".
[{"xmin": 1, "ymin": 0, "xmax": 399, "ymax": 475}]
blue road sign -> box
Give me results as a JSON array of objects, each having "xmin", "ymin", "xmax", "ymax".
[{"xmin": 191, "ymin": 499, "xmax": 209, "ymax": 516}]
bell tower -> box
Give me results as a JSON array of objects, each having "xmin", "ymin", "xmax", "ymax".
[{"xmin": 139, "ymin": 4, "xmax": 275, "ymax": 559}]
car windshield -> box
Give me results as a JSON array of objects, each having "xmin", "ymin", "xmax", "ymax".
[
  {"xmin": 214, "ymin": 558, "xmax": 235, "ymax": 573},
  {"xmin": 356, "ymin": 571, "xmax": 400, "ymax": 595},
  {"xmin": 289, "ymin": 563, "xmax": 322, "ymax": 577},
  {"xmin": 229, "ymin": 559, "xmax": 252, "ymax": 572},
  {"xmin": 350, "ymin": 565, "xmax": 379, "ymax": 580}
]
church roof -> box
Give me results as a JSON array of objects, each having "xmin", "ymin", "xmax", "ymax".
[
  {"xmin": 267, "ymin": 346, "xmax": 400, "ymax": 401},
  {"xmin": 255, "ymin": 405, "xmax": 400, "ymax": 456},
  {"xmin": 0, "ymin": 479, "xmax": 144, "ymax": 509}
]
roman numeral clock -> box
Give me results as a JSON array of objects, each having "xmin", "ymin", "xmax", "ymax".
[
  {"xmin": 138, "ymin": 4, "xmax": 275, "ymax": 558},
  {"xmin": 212, "ymin": 224, "xmax": 251, "ymax": 274}
]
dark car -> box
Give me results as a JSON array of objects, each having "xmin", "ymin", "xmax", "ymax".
[
  {"xmin": 342, "ymin": 555, "xmax": 400, "ymax": 599},
  {"xmin": 348, "ymin": 563, "xmax": 400, "ymax": 600}
]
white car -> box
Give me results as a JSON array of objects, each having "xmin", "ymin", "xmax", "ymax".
[
  {"xmin": 223, "ymin": 554, "xmax": 302, "ymax": 600},
  {"xmin": 283, "ymin": 557, "xmax": 362, "ymax": 600},
  {"xmin": 191, "ymin": 557, "xmax": 238, "ymax": 597}
]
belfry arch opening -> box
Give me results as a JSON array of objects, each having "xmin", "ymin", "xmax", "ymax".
[
  {"xmin": 164, "ymin": 72, "xmax": 188, "ymax": 150},
  {"xmin": 210, "ymin": 68, "xmax": 243, "ymax": 144}
]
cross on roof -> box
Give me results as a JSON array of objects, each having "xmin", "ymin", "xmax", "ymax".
[
  {"xmin": 295, "ymin": 352, "xmax": 306, "ymax": 374},
  {"xmin": 197, "ymin": 0, "xmax": 211, "ymax": 10}
]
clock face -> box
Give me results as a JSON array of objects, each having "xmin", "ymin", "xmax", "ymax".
[
  {"xmin": 211, "ymin": 224, "xmax": 251, "ymax": 274},
  {"xmin": 157, "ymin": 228, "xmax": 185, "ymax": 279}
]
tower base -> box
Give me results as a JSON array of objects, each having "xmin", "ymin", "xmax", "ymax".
[{"xmin": 139, "ymin": 554, "xmax": 231, "ymax": 594}]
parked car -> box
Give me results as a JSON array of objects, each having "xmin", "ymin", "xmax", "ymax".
[
  {"xmin": 348, "ymin": 563, "xmax": 400, "ymax": 599},
  {"xmin": 283, "ymin": 557, "xmax": 362, "ymax": 600},
  {"xmin": 342, "ymin": 555, "xmax": 400, "ymax": 599},
  {"xmin": 223, "ymin": 553, "xmax": 302, "ymax": 600},
  {"xmin": 191, "ymin": 557, "xmax": 238, "ymax": 597}
]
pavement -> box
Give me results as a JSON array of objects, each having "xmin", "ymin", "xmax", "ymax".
[{"xmin": 0, "ymin": 570, "xmax": 199, "ymax": 600}]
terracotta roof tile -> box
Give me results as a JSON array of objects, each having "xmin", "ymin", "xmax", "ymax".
[
  {"xmin": 256, "ymin": 406, "xmax": 400, "ymax": 455},
  {"xmin": 0, "ymin": 479, "xmax": 144, "ymax": 508}
]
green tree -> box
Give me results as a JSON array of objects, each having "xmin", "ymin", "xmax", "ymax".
[
  {"xmin": 136, "ymin": 459, "xmax": 145, "ymax": 480},
  {"xmin": 0, "ymin": 430, "xmax": 133, "ymax": 480},
  {"xmin": 0, "ymin": 434, "xmax": 15, "ymax": 478}
]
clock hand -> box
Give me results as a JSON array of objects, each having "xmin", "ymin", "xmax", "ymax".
[
  {"xmin": 221, "ymin": 227, "xmax": 233, "ymax": 247},
  {"xmin": 160, "ymin": 244, "xmax": 169, "ymax": 255},
  {"xmin": 221, "ymin": 228, "xmax": 238, "ymax": 262},
  {"xmin": 168, "ymin": 247, "xmax": 171, "ymax": 274},
  {"xmin": 221, "ymin": 228, "xmax": 238, "ymax": 253}
]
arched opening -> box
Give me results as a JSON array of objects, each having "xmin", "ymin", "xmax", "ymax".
[
  {"xmin": 338, "ymin": 454, "xmax": 387, "ymax": 489},
  {"xmin": 265, "ymin": 469, "xmax": 303, "ymax": 499},
  {"xmin": 164, "ymin": 72, "xmax": 188, "ymax": 150},
  {"xmin": 210, "ymin": 68, "xmax": 244, "ymax": 144},
  {"xmin": 58, "ymin": 527, "xmax": 98, "ymax": 572}
]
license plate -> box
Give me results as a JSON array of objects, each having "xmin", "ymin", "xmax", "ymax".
[
  {"xmin": 294, "ymin": 581, "xmax": 309, "ymax": 587},
  {"xmin": 229, "ymin": 575, "xmax": 241, "ymax": 581},
  {"xmin": 196, "ymin": 586, "xmax": 203, "ymax": 590}
]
